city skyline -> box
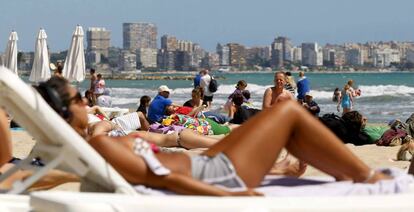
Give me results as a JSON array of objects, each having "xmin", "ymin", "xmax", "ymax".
[{"xmin": 1, "ymin": 0, "xmax": 414, "ymax": 52}]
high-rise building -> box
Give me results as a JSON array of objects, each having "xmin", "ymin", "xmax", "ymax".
[
  {"xmin": 291, "ymin": 47, "xmax": 302, "ymax": 63},
  {"xmin": 161, "ymin": 35, "xmax": 178, "ymax": 51},
  {"xmin": 177, "ymin": 40, "xmax": 193, "ymax": 52},
  {"xmin": 192, "ymin": 43, "xmax": 205, "ymax": 68},
  {"xmin": 216, "ymin": 43, "xmax": 230, "ymax": 66},
  {"xmin": 301, "ymin": 43, "xmax": 322, "ymax": 66},
  {"xmin": 157, "ymin": 49, "xmax": 175, "ymax": 70},
  {"xmin": 87, "ymin": 27, "xmax": 111, "ymax": 60},
  {"xmin": 406, "ymin": 49, "xmax": 414, "ymax": 64},
  {"xmin": 119, "ymin": 50, "xmax": 137, "ymax": 71},
  {"xmin": 123, "ymin": 23, "xmax": 157, "ymax": 51},
  {"xmin": 345, "ymin": 49, "xmax": 364, "ymax": 66},
  {"xmin": 227, "ymin": 43, "xmax": 246, "ymax": 68},
  {"xmin": 175, "ymin": 51, "xmax": 192, "ymax": 71},
  {"xmin": 273, "ymin": 36, "xmax": 292, "ymax": 62},
  {"xmin": 373, "ymin": 48, "xmax": 400, "ymax": 67},
  {"xmin": 136, "ymin": 48, "xmax": 157, "ymax": 68},
  {"xmin": 271, "ymin": 41, "xmax": 283, "ymax": 68}
]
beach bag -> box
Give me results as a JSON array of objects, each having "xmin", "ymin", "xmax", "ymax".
[
  {"xmin": 397, "ymin": 136, "xmax": 414, "ymax": 161},
  {"xmin": 376, "ymin": 128, "xmax": 407, "ymax": 146},
  {"xmin": 405, "ymin": 113, "xmax": 414, "ymax": 137},
  {"xmin": 208, "ymin": 76, "xmax": 218, "ymax": 93}
]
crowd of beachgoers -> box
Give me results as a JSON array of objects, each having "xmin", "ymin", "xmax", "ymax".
[{"xmin": 1, "ymin": 65, "xmax": 414, "ymax": 196}]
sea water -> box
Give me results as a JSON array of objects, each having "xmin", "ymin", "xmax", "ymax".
[{"xmin": 75, "ymin": 72, "xmax": 414, "ymax": 124}]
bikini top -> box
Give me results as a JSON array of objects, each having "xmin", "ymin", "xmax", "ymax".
[{"xmin": 132, "ymin": 136, "xmax": 171, "ymax": 176}]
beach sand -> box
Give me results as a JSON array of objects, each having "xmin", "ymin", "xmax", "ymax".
[{"xmin": 10, "ymin": 130, "xmax": 411, "ymax": 191}]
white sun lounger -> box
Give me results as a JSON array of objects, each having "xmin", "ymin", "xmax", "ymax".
[
  {"xmin": 2, "ymin": 66, "xmax": 414, "ymax": 211},
  {"xmin": 28, "ymin": 189, "xmax": 414, "ymax": 212},
  {"xmin": 0, "ymin": 67, "xmax": 136, "ymax": 195},
  {"xmin": 0, "ymin": 194, "xmax": 29, "ymax": 212}
]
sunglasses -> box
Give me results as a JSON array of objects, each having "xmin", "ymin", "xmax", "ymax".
[{"xmin": 67, "ymin": 92, "xmax": 83, "ymax": 105}]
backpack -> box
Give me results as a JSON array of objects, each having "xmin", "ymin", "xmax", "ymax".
[
  {"xmin": 319, "ymin": 113, "xmax": 371, "ymax": 145},
  {"xmin": 208, "ymin": 76, "xmax": 218, "ymax": 93},
  {"xmin": 319, "ymin": 113, "xmax": 348, "ymax": 140}
]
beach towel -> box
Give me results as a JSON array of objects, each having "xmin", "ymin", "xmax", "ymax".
[
  {"xmin": 134, "ymin": 168, "xmax": 414, "ymax": 196},
  {"xmin": 161, "ymin": 114, "xmax": 213, "ymax": 135}
]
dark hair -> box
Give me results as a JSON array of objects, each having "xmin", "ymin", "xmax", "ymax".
[
  {"xmin": 137, "ymin": 95, "xmax": 151, "ymax": 115},
  {"xmin": 140, "ymin": 95, "xmax": 151, "ymax": 105},
  {"xmin": 90, "ymin": 68, "xmax": 95, "ymax": 74},
  {"xmin": 56, "ymin": 65, "xmax": 63, "ymax": 74},
  {"xmin": 236, "ymin": 80, "xmax": 247, "ymax": 89},
  {"xmin": 342, "ymin": 111, "xmax": 363, "ymax": 130},
  {"xmin": 97, "ymin": 73, "xmax": 102, "ymax": 78},
  {"xmin": 232, "ymin": 93, "xmax": 244, "ymax": 106},
  {"xmin": 242, "ymin": 90, "xmax": 251, "ymax": 100},
  {"xmin": 285, "ymin": 72, "xmax": 292, "ymax": 76},
  {"xmin": 84, "ymin": 90, "xmax": 94, "ymax": 106},
  {"xmin": 35, "ymin": 76, "xmax": 72, "ymax": 120}
]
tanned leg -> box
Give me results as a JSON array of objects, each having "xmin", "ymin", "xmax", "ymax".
[
  {"xmin": 0, "ymin": 109, "xmax": 12, "ymax": 166},
  {"xmin": 204, "ymin": 100, "xmax": 389, "ymax": 188}
]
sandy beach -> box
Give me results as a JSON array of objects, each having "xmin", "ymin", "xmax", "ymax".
[{"xmin": 10, "ymin": 130, "xmax": 411, "ymax": 191}]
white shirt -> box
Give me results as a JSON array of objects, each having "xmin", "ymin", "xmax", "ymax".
[{"xmin": 200, "ymin": 74, "xmax": 213, "ymax": 97}]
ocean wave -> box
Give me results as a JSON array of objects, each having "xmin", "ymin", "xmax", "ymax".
[{"xmin": 108, "ymin": 84, "xmax": 414, "ymax": 107}]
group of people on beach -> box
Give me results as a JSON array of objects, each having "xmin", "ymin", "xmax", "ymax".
[{"xmin": 0, "ymin": 68, "xmax": 397, "ymax": 195}]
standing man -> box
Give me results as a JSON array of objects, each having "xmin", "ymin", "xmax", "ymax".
[
  {"xmin": 193, "ymin": 71, "xmax": 203, "ymax": 88},
  {"xmin": 89, "ymin": 69, "xmax": 97, "ymax": 105},
  {"xmin": 296, "ymin": 71, "xmax": 310, "ymax": 103},
  {"xmin": 200, "ymin": 69, "xmax": 214, "ymax": 109}
]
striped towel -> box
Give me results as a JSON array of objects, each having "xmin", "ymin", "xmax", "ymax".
[{"xmin": 111, "ymin": 112, "xmax": 141, "ymax": 134}]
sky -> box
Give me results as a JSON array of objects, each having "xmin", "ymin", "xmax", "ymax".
[{"xmin": 1, "ymin": 0, "xmax": 414, "ymax": 52}]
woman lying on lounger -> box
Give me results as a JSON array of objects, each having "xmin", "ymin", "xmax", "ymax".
[{"xmin": 35, "ymin": 77, "xmax": 391, "ymax": 196}]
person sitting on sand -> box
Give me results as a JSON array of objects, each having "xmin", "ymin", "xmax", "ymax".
[
  {"xmin": 302, "ymin": 92, "xmax": 320, "ymax": 117},
  {"xmin": 183, "ymin": 87, "xmax": 204, "ymax": 108},
  {"xmin": 137, "ymin": 95, "xmax": 151, "ymax": 117},
  {"xmin": 225, "ymin": 80, "xmax": 249, "ymax": 114},
  {"xmin": 34, "ymin": 76, "xmax": 392, "ymax": 196},
  {"xmin": 262, "ymin": 71, "xmax": 294, "ymax": 109},
  {"xmin": 96, "ymin": 88, "xmax": 112, "ymax": 108},
  {"xmin": 148, "ymin": 85, "xmax": 180, "ymax": 124},
  {"xmin": 229, "ymin": 93, "xmax": 261, "ymax": 124},
  {"xmin": 184, "ymin": 87, "xmax": 229, "ymax": 124},
  {"xmin": 0, "ymin": 108, "xmax": 79, "ymax": 191}
]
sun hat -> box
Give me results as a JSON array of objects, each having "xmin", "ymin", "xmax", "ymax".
[{"xmin": 158, "ymin": 85, "xmax": 171, "ymax": 93}]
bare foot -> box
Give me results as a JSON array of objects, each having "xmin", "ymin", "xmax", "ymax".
[
  {"xmin": 268, "ymin": 157, "xmax": 307, "ymax": 177},
  {"xmin": 364, "ymin": 171, "xmax": 393, "ymax": 184}
]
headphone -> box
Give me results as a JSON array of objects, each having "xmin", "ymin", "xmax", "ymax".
[{"xmin": 37, "ymin": 82, "xmax": 72, "ymax": 120}]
